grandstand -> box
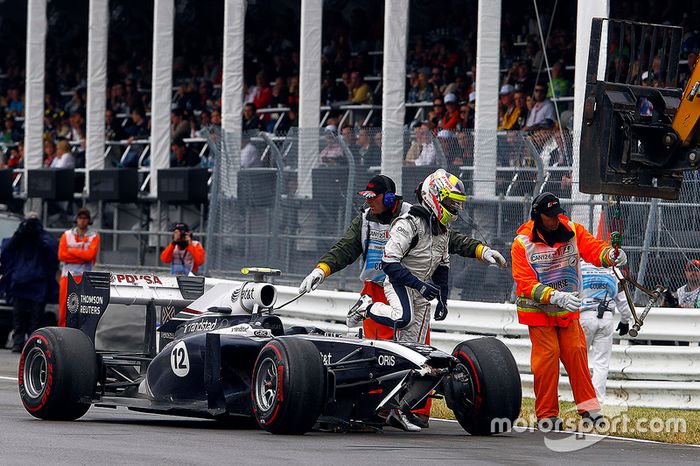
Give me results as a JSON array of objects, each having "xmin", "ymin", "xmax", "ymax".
[{"xmin": 2, "ymin": 0, "xmax": 700, "ymax": 303}]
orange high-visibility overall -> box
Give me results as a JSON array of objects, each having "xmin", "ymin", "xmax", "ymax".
[
  {"xmin": 58, "ymin": 227, "xmax": 100, "ymax": 326},
  {"xmin": 511, "ymin": 215, "xmax": 615, "ymax": 419}
]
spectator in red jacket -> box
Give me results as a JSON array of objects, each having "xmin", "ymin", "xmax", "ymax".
[
  {"xmin": 251, "ymin": 71, "xmax": 272, "ymax": 110},
  {"xmin": 439, "ymin": 93, "xmax": 460, "ymax": 130}
]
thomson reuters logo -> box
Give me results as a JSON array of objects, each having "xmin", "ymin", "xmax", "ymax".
[{"xmin": 67, "ymin": 293, "xmax": 80, "ymax": 314}]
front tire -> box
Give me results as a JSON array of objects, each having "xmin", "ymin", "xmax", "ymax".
[
  {"xmin": 18, "ymin": 327, "xmax": 98, "ymax": 420},
  {"xmin": 446, "ymin": 337, "xmax": 521, "ymax": 435},
  {"xmin": 251, "ymin": 337, "xmax": 325, "ymax": 434}
]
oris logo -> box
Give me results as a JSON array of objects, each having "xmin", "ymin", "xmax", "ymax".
[{"xmin": 377, "ymin": 354, "xmax": 396, "ymax": 366}]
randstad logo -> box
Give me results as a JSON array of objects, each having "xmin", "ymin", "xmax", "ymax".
[{"xmin": 531, "ymin": 252, "xmax": 555, "ymax": 262}]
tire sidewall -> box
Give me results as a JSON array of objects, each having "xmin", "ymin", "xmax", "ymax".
[
  {"xmin": 451, "ymin": 343, "xmax": 484, "ymax": 431},
  {"xmin": 18, "ymin": 333, "xmax": 56, "ymax": 413},
  {"xmin": 251, "ymin": 337, "xmax": 326, "ymax": 434},
  {"xmin": 17, "ymin": 327, "xmax": 97, "ymax": 420},
  {"xmin": 251, "ymin": 341, "xmax": 288, "ymax": 428},
  {"xmin": 450, "ymin": 338, "xmax": 522, "ymax": 435}
]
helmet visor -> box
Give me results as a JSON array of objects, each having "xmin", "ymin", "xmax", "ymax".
[{"xmin": 442, "ymin": 196, "xmax": 465, "ymax": 215}]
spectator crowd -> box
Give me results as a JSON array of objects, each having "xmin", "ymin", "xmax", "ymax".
[{"xmin": 0, "ymin": 0, "xmax": 698, "ymax": 174}]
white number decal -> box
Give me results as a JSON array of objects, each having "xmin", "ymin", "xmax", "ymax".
[{"xmin": 170, "ymin": 341, "xmax": 190, "ymax": 377}]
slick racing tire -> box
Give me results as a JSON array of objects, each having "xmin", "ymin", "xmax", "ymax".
[
  {"xmin": 18, "ymin": 327, "xmax": 98, "ymax": 420},
  {"xmin": 446, "ymin": 337, "xmax": 521, "ymax": 435},
  {"xmin": 251, "ymin": 337, "xmax": 325, "ymax": 434}
]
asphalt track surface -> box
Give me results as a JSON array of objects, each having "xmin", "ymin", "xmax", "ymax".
[{"xmin": 0, "ymin": 351, "xmax": 697, "ymax": 465}]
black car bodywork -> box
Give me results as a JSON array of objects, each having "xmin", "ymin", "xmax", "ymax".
[{"xmin": 18, "ymin": 271, "xmax": 521, "ymax": 435}]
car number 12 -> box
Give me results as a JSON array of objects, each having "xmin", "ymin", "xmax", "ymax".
[{"xmin": 170, "ymin": 341, "xmax": 190, "ymax": 377}]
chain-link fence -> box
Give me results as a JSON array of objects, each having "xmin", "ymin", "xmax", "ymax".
[{"xmin": 205, "ymin": 126, "xmax": 700, "ymax": 305}]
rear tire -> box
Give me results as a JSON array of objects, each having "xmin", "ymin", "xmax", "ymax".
[
  {"xmin": 251, "ymin": 337, "xmax": 325, "ymax": 434},
  {"xmin": 446, "ymin": 337, "xmax": 521, "ymax": 435},
  {"xmin": 18, "ymin": 327, "xmax": 97, "ymax": 420}
]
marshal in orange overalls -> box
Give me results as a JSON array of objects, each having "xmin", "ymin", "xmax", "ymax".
[
  {"xmin": 58, "ymin": 225, "xmax": 100, "ymax": 327},
  {"xmin": 511, "ymin": 214, "xmax": 616, "ymax": 420}
]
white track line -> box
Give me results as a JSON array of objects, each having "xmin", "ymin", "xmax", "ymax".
[{"xmin": 0, "ymin": 375, "xmax": 18, "ymax": 381}]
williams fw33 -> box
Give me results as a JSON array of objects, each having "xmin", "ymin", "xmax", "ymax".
[{"xmin": 18, "ymin": 269, "xmax": 521, "ymax": 435}]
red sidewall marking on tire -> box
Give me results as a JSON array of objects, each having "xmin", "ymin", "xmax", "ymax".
[
  {"xmin": 456, "ymin": 350, "xmax": 484, "ymax": 410},
  {"xmin": 456, "ymin": 350, "xmax": 481, "ymax": 393},
  {"xmin": 265, "ymin": 365, "xmax": 284, "ymax": 425},
  {"xmin": 19, "ymin": 335, "xmax": 54, "ymax": 412},
  {"xmin": 252, "ymin": 342, "xmax": 285, "ymax": 426}
]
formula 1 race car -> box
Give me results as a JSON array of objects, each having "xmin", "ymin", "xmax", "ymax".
[{"xmin": 17, "ymin": 269, "xmax": 521, "ymax": 435}]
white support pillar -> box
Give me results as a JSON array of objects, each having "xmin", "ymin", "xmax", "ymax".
[
  {"xmin": 221, "ymin": 0, "xmax": 246, "ymax": 196},
  {"xmin": 24, "ymin": 0, "xmax": 47, "ymax": 176},
  {"xmin": 473, "ymin": 0, "xmax": 501, "ymax": 200},
  {"xmin": 85, "ymin": 0, "xmax": 109, "ymax": 191},
  {"xmin": 381, "ymin": 0, "xmax": 409, "ymax": 194},
  {"xmin": 150, "ymin": 0, "xmax": 174, "ymax": 197},
  {"xmin": 572, "ymin": 0, "xmax": 609, "ymax": 226},
  {"xmin": 298, "ymin": 0, "xmax": 323, "ymax": 198}
]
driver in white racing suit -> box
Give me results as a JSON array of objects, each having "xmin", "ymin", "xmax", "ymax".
[
  {"xmin": 578, "ymin": 260, "xmax": 633, "ymax": 404},
  {"xmin": 348, "ymin": 169, "xmax": 466, "ymax": 431}
]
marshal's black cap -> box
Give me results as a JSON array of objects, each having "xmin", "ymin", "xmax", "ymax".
[{"xmin": 531, "ymin": 192, "xmax": 565, "ymax": 218}]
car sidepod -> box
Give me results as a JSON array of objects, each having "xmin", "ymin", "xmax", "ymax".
[{"xmin": 146, "ymin": 332, "xmax": 269, "ymax": 417}]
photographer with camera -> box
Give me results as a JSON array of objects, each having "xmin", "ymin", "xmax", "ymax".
[
  {"xmin": 0, "ymin": 213, "xmax": 59, "ymax": 352},
  {"xmin": 160, "ymin": 223, "xmax": 205, "ymax": 275}
]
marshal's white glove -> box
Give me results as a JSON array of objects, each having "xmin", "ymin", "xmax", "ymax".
[
  {"xmin": 481, "ymin": 247, "xmax": 508, "ymax": 269},
  {"xmin": 299, "ymin": 267, "xmax": 326, "ymax": 294},
  {"xmin": 608, "ymin": 248, "xmax": 627, "ymax": 267},
  {"xmin": 550, "ymin": 290, "xmax": 581, "ymax": 312}
]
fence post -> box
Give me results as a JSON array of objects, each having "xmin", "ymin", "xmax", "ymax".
[
  {"xmin": 381, "ymin": 0, "xmax": 409, "ymax": 193},
  {"xmin": 259, "ymin": 132, "xmax": 287, "ymax": 265},
  {"xmin": 336, "ymin": 136, "xmax": 357, "ymax": 232},
  {"xmin": 635, "ymin": 198, "xmax": 658, "ymax": 303}
]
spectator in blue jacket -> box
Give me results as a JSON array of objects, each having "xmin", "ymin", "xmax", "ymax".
[{"xmin": 0, "ymin": 213, "xmax": 59, "ymax": 352}]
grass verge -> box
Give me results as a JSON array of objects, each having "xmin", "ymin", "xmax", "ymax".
[{"xmin": 431, "ymin": 397, "xmax": 700, "ymax": 445}]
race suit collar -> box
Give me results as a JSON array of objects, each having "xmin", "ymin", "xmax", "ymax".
[{"xmin": 408, "ymin": 204, "xmax": 445, "ymax": 235}]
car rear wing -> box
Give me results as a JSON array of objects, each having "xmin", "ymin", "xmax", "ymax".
[{"xmin": 66, "ymin": 271, "xmax": 205, "ymax": 353}]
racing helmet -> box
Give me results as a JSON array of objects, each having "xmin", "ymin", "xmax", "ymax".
[{"xmin": 419, "ymin": 169, "xmax": 467, "ymax": 225}]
